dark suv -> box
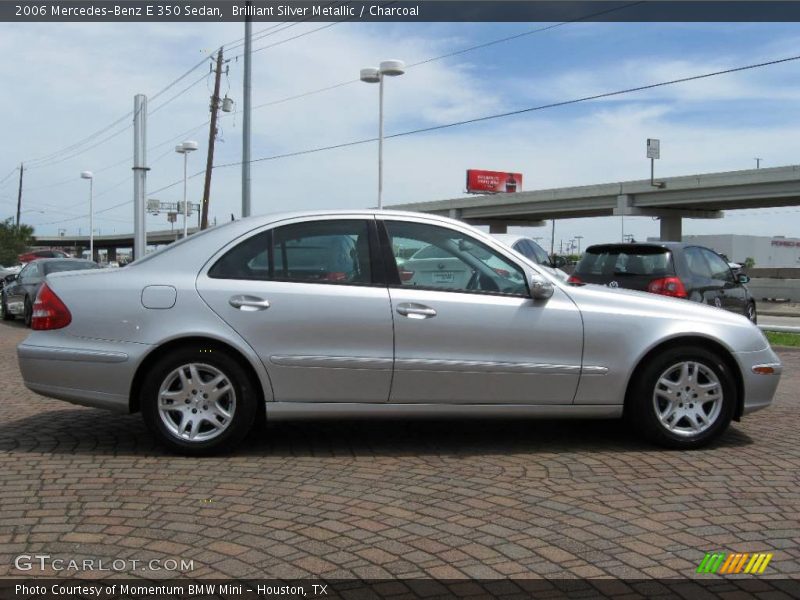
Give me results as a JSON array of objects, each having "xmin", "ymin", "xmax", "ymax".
[{"xmin": 569, "ymin": 242, "xmax": 757, "ymax": 323}]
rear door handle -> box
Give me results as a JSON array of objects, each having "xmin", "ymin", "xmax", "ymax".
[
  {"xmin": 229, "ymin": 295, "xmax": 271, "ymax": 311},
  {"xmin": 396, "ymin": 303, "xmax": 437, "ymax": 319}
]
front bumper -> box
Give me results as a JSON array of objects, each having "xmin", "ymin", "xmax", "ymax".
[{"xmin": 734, "ymin": 346, "xmax": 783, "ymax": 416}]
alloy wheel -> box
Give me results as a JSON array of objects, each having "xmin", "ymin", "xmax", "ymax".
[
  {"xmin": 157, "ymin": 363, "xmax": 236, "ymax": 442},
  {"xmin": 652, "ymin": 361, "xmax": 723, "ymax": 437}
]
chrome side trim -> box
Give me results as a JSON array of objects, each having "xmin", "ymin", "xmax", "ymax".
[
  {"xmin": 395, "ymin": 358, "xmax": 582, "ymax": 375},
  {"xmin": 270, "ymin": 355, "xmax": 393, "ymax": 370},
  {"xmin": 17, "ymin": 343, "xmax": 128, "ymax": 364},
  {"xmin": 265, "ymin": 402, "xmax": 623, "ymax": 420},
  {"xmin": 582, "ymin": 366, "xmax": 609, "ymax": 375}
]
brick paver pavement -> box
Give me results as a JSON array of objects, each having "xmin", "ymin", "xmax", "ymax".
[{"xmin": 0, "ymin": 320, "xmax": 798, "ymax": 579}]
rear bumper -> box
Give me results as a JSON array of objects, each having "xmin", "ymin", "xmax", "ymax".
[
  {"xmin": 734, "ymin": 346, "xmax": 783, "ymax": 416},
  {"xmin": 18, "ymin": 335, "xmax": 151, "ymax": 413}
]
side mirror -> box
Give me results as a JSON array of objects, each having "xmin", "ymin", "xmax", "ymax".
[
  {"xmin": 737, "ymin": 273, "xmax": 750, "ymax": 284},
  {"xmin": 527, "ymin": 272, "xmax": 554, "ymax": 300}
]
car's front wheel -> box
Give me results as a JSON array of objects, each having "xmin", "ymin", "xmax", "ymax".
[
  {"xmin": 141, "ymin": 348, "xmax": 258, "ymax": 455},
  {"xmin": 746, "ymin": 301, "xmax": 757, "ymax": 324},
  {"xmin": 627, "ymin": 346, "xmax": 736, "ymax": 449}
]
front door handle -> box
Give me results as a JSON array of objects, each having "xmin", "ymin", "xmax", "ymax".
[
  {"xmin": 229, "ymin": 295, "xmax": 270, "ymax": 311},
  {"xmin": 396, "ymin": 303, "xmax": 437, "ymax": 319}
]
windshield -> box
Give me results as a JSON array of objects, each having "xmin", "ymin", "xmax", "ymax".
[{"xmin": 575, "ymin": 246, "xmax": 674, "ymax": 277}]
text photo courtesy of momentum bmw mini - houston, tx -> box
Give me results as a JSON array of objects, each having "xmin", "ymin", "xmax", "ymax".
[{"xmin": 1, "ymin": 1, "xmax": 800, "ymax": 599}]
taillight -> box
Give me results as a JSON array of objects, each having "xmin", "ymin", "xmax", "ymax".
[
  {"xmin": 399, "ymin": 269, "xmax": 415, "ymax": 282},
  {"xmin": 567, "ymin": 274, "xmax": 583, "ymax": 284},
  {"xmin": 31, "ymin": 283, "xmax": 72, "ymax": 330},
  {"xmin": 647, "ymin": 276, "xmax": 688, "ymax": 298}
]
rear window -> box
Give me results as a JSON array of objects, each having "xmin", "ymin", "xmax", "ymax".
[{"xmin": 575, "ymin": 246, "xmax": 674, "ymax": 277}]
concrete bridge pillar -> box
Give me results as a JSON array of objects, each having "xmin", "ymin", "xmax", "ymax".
[
  {"xmin": 660, "ymin": 215, "xmax": 683, "ymax": 241},
  {"xmin": 107, "ymin": 247, "xmax": 117, "ymax": 262}
]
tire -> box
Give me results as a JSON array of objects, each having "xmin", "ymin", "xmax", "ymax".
[
  {"xmin": 23, "ymin": 297, "xmax": 32, "ymax": 327},
  {"xmin": 626, "ymin": 346, "xmax": 736, "ymax": 449},
  {"xmin": 746, "ymin": 301, "xmax": 757, "ymax": 325},
  {"xmin": 141, "ymin": 347, "xmax": 259, "ymax": 455},
  {"xmin": 1, "ymin": 293, "xmax": 13, "ymax": 321}
]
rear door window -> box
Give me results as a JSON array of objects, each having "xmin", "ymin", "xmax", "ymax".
[{"xmin": 209, "ymin": 219, "xmax": 374, "ymax": 285}]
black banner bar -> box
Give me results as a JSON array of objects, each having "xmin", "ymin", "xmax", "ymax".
[
  {"xmin": 2, "ymin": 579, "xmax": 800, "ymax": 600},
  {"xmin": 5, "ymin": 1, "xmax": 800, "ymax": 23}
]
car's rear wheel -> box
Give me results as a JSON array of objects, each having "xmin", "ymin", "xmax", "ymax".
[
  {"xmin": 627, "ymin": 346, "xmax": 736, "ymax": 449},
  {"xmin": 141, "ymin": 348, "xmax": 258, "ymax": 455},
  {"xmin": 23, "ymin": 297, "xmax": 32, "ymax": 327},
  {"xmin": 746, "ymin": 301, "xmax": 757, "ymax": 324}
]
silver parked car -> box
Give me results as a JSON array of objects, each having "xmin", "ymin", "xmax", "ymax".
[{"xmin": 17, "ymin": 211, "xmax": 781, "ymax": 454}]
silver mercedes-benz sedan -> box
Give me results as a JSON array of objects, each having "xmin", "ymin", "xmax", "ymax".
[{"xmin": 17, "ymin": 211, "xmax": 782, "ymax": 454}]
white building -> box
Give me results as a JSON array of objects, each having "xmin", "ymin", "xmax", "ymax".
[{"xmin": 678, "ymin": 235, "xmax": 800, "ymax": 268}]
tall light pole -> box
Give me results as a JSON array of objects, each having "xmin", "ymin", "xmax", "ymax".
[
  {"xmin": 360, "ymin": 59, "xmax": 405, "ymax": 209},
  {"xmin": 575, "ymin": 235, "xmax": 583, "ymax": 255},
  {"xmin": 80, "ymin": 171, "xmax": 94, "ymax": 261},
  {"xmin": 175, "ymin": 141, "xmax": 198, "ymax": 238}
]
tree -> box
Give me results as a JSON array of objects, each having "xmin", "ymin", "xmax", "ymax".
[
  {"xmin": 0, "ymin": 219, "xmax": 35, "ymax": 266},
  {"xmin": 744, "ymin": 257, "xmax": 756, "ymax": 269}
]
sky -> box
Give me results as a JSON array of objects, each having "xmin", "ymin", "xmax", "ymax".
[{"xmin": 2, "ymin": 19, "xmax": 800, "ymax": 252}]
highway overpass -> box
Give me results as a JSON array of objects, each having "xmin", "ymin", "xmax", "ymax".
[
  {"xmin": 33, "ymin": 228, "xmax": 198, "ymax": 261},
  {"xmin": 30, "ymin": 165, "xmax": 800, "ymax": 254},
  {"xmin": 389, "ymin": 165, "xmax": 800, "ymax": 240}
]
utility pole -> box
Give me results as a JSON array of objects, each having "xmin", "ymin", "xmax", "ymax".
[
  {"xmin": 15, "ymin": 164, "xmax": 23, "ymax": 229},
  {"xmin": 201, "ymin": 49, "xmax": 224, "ymax": 230}
]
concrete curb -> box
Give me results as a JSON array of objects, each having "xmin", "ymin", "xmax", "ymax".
[{"xmin": 760, "ymin": 311, "xmax": 800, "ymax": 318}]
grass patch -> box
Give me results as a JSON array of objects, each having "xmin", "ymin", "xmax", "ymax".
[{"xmin": 766, "ymin": 331, "xmax": 800, "ymax": 347}]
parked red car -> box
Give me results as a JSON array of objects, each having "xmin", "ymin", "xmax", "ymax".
[{"xmin": 18, "ymin": 249, "xmax": 69, "ymax": 264}]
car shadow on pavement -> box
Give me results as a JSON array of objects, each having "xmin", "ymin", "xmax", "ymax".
[{"xmin": 0, "ymin": 407, "xmax": 754, "ymax": 457}]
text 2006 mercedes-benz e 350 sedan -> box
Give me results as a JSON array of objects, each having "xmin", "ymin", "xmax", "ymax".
[{"xmin": 17, "ymin": 211, "xmax": 781, "ymax": 454}]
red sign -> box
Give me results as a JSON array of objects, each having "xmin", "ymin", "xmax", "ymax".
[{"xmin": 466, "ymin": 169, "xmax": 522, "ymax": 194}]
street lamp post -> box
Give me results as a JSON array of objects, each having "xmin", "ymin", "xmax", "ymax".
[
  {"xmin": 574, "ymin": 235, "xmax": 583, "ymax": 255},
  {"xmin": 80, "ymin": 171, "xmax": 93, "ymax": 261},
  {"xmin": 360, "ymin": 59, "xmax": 405, "ymax": 209},
  {"xmin": 174, "ymin": 141, "xmax": 198, "ymax": 238}
]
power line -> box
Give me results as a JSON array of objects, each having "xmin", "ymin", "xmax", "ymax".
[
  {"xmin": 185, "ymin": 52, "xmax": 800, "ymax": 178},
  {"xmin": 149, "ymin": 71, "xmax": 211, "ymax": 116}
]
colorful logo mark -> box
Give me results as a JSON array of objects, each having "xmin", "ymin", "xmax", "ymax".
[{"xmin": 697, "ymin": 552, "xmax": 773, "ymax": 574}]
